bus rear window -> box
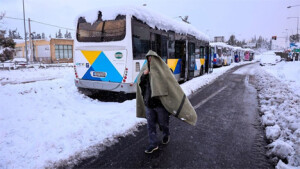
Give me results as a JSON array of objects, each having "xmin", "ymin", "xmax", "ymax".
[{"xmin": 77, "ymin": 16, "xmax": 126, "ymax": 42}]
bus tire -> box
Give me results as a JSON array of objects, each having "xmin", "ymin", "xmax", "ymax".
[{"xmin": 78, "ymin": 87, "xmax": 94, "ymax": 96}]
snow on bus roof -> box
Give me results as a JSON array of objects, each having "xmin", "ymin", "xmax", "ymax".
[
  {"xmin": 210, "ymin": 42, "xmax": 232, "ymax": 48},
  {"xmin": 244, "ymin": 48, "xmax": 254, "ymax": 52},
  {"xmin": 232, "ymin": 46, "xmax": 242, "ymax": 50},
  {"xmin": 76, "ymin": 6, "xmax": 209, "ymax": 42}
]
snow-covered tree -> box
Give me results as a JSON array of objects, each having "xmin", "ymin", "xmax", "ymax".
[
  {"xmin": 35, "ymin": 33, "xmax": 41, "ymax": 39},
  {"xmin": 64, "ymin": 30, "xmax": 72, "ymax": 39},
  {"xmin": 8, "ymin": 29, "xmax": 22, "ymax": 39},
  {"xmin": 0, "ymin": 12, "xmax": 15, "ymax": 61},
  {"xmin": 56, "ymin": 29, "xmax": 63, "ymax": 38},
  {"xmin": 227, "ymin": 35, "xmax": 236, "ymax": 46},
  {"xmin": 0, "ymin": 31, "xmax": 16, "ymax": 61}
]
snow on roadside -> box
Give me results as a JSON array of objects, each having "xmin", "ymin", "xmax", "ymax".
[
  {"xmin": 0, "ymin": 61, "xmax": 252, "ymax": 168},
  {"xmin": 262, "ymin": 61, "xmax": 300, "ymax": 96},
  {"xmin": 255, "ymin": 66, "xmax": 300, "ymax": 168},
  {"xmin": 0, "ymin": 67, "xmax": 72, "ymax": 85}
]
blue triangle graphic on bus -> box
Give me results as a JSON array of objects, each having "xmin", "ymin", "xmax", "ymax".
[
  {"xmin": 173, "ymin": 59, "xmax": 181, "ymax": 74},
  {"xmin": 82, "ymin": 66, "xmax": 101, "ymax": 81},
  {"xmin": 134, "ymin": 60, "xmax": 147, "ymax": 83},
  {"xmin": 83, "ymin": 52, "xmax": 123, "ymax": 83}
]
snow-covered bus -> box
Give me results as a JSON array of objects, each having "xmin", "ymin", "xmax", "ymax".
[
  {"xmin": 210, "ymin": 42, "xmax": 233, "ymax": 67},
  {"xmin": 210, "ymin": 42, "xmax": 223, "ymax": 67},
  {"xmin": 243, "ymin": 48, "xmax": 253, "ymax": 61},
  {"xmin": 233, "ymin": 46, "xmax": 243, "ymax": 62},
  {"xmin": 74, "ymin": 6, "xmax": 210, "ymax": 94}
]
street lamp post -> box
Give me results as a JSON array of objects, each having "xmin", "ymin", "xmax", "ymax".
[
  {"xmin": 22, "ymin": 0, "xmax": 29, "ymax": 63},
  {"xmin": 287, "ymin": 17, "xmax": 299, "ymax": 42},
  {"xmin": 287, "ymin": 4, "xmax": 300, "ymax": 8},
  {"xmin": 282, "ymin": 30, "xmax": 289, "ymax": 48},
  {"xmin": 287, "ymin": 5, "xmax": 300, "ymax": 42}
]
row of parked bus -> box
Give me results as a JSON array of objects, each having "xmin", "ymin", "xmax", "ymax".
[
  {"xmin": 73, "ymin": 6, "xmax": 255, "ymax": 94},
  {"xmin": 210, "ymin": 42, "xmax": 255, "ymax": 67}
]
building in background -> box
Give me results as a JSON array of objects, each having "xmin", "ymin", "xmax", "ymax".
[
  {"xmin": 271, "ymin": 38, "xmax": 287, "ymax": 50},
  {"xmin": 243, "ymin": 43, "xmax": 256, "ymax": 49},
  {"xmin": 14, "ymin": 38, "xmax": 73, "ymax": 64},
  {"xmin": 214, "ymin": 36, "xmax": 224, "ymax": 42}
]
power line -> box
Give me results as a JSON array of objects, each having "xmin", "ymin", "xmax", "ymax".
[{"xmin": 3, "ymin": 16, "xmax": 75, "ymax": 31}]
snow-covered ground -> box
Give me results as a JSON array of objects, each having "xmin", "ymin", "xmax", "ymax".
[
  {"xmin": 0, "ymin": 61, "xmax": 253, "ymax": 168},
  {"xmin": 263, "ymin": 61, "xmax": 300, "ymax": 96},
  {"xmin": 0, "ymin": 67, "xmax": 71, "ymax": 85},
  {"xmin": 255, "ymin": 61, "xmax": 300, "ymax": 169}
]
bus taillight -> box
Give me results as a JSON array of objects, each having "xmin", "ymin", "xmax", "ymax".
[
  {"xmin": 213, "ymin": 58, "xmax": 217, "ymax": 62},
  {"xmin": 74, "ymin": 65, "xmax": 79, "ymax": 79},
  {"xmin": 122, "ymin": 67, "xmax": 128, "ymax": 83}
]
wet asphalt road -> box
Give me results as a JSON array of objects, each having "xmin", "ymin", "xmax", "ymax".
[{"xmin": 74, "ymin": 63, "xmax": 273, "ymax": 169}]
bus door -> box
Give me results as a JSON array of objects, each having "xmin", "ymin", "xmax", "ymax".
[
  {"xmin": 187, "ymin": 42, "xmax": 195, "ymax": 80},
  {"xmin": 175, "ymin": 40, "xmax": 186, "ymax": 80},
  {"xmin": 209, "ymin": 47, "xmax": 214, "ymax": 73},
  {"xmin": 205, "ymin": 46, "xmax": 209, "ymax": 73}
]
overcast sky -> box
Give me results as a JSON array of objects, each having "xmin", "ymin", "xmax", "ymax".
[{"xmin": 0, "ymin": 0, "xmax": 299, "ymax": 42}]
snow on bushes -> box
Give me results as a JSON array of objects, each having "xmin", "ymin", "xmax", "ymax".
[
  {"xmin": 266, "ymin": 125, "xmax": 281, "ymax": 141},
  {"xmin": 255, "ymin": 68, "xmax": 300, "ymax": 168},
  {"xmin": 267, "ymin": 140, "xmax": 294, "ymax": 159}
]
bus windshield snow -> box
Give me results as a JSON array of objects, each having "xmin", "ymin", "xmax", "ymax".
[{"xmin": 76, "ymin": 15, "xmax": 126, "ymax": 42}]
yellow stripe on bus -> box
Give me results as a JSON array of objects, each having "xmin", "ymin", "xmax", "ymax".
[
  {"xmin": 167, "ymin": 59, "xmax": 179, "ymax": 71},
  {"xmin": 81, "ymin": 51, "xmax": 102, "ymax": 65},
  {"xmin": 200, "ymin": 58, "xmax": 205, "ymax": 65}
]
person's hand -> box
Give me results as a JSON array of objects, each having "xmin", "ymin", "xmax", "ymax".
[{"xmin": 144, "ymin": 69, "xmax": 149, "ymax": 75}]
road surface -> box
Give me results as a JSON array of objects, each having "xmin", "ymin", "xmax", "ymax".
[{"xmin": 73, "ymin": 63, "xmax": 273, "ymax": 169}]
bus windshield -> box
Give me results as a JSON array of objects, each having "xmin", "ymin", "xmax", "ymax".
[{"xmin": 76, "ymin": 15, "xmax": 126, "ymax": 42}]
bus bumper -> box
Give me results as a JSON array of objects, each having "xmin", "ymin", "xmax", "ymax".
[{"xmin": 74, "ymin": 79, "xmax": 137, "ymax": 93}]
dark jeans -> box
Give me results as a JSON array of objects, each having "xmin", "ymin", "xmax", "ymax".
[{"xmin": 145, "ymin": 106, "xmax": 170, "ymax": 147}]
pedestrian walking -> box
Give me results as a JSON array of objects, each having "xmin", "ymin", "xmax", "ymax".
[{"xmin": 136, "ymin": 50, "xmax": 197, "ymax": 154}]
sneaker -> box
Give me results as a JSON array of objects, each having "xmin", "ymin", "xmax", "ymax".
[
  {"xmin": 162, "ymin": 136, "xmax": 170, "ymax": 144},
  {"xmin": 144, "ymin": 145, "xmax": 159, "ymax": 154}
]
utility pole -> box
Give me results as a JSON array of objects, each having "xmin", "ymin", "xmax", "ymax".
[
  {"xmin": 22, "ymin": 0, "xmax": 29, "ymax": 63},
  {"xmin": 28, "ymin": 18, "xmax": 33, "ymax": 62},
  {"xmin": 295, "ymin": 17, "xmax": 299, "ymax": 42}
]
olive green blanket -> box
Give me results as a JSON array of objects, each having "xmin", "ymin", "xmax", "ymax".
[{"xmin": 136, "ymin": 50, "xmax": 197, "ymax": 126}]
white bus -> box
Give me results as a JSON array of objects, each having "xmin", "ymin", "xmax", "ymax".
[{"xmin": 74, "ymin": 6, "xmax": 210, "ymax": 94}]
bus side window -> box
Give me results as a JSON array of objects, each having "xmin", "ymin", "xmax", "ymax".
[
  {"xmin": 132, "ymin": 20, "xmax": 150, "ymax": 60},
  {"xmin": 217, "ymin": 47, "xmax": 222, "ymax": 57},
  {"xmin": 161, "ymin": 35, "xmax": 168, "ymax": 62},
  {"xmin": 200, "ymin": 47, "xmax": 204, "ymax": 59},
  {"xmin": 150, "ymin": 33, "xmax": 161, "ymax": 56},
  {"xmin": 168, "ymin": 33, "xmax": 175, "ymax": 59}
]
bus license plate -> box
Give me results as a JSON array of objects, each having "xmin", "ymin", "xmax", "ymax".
[{"xmin": 93, "ymin": 72, "xmax": 107, "ymax": 78}]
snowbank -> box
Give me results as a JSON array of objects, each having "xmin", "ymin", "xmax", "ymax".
[
  {"xmin": 0, "ymin": 67, "xmax": 71, "ymax": 85},
  {"xmin": 262, "ymin": 61, "xmax": 300, "ymax": 96},
  {"xmin": 255, "ymin": 66, "xmax": 300, "ymax": 168},
  {"xmin": 0, "ymin": 61, "xmax": 253, "ymax": 168}
]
